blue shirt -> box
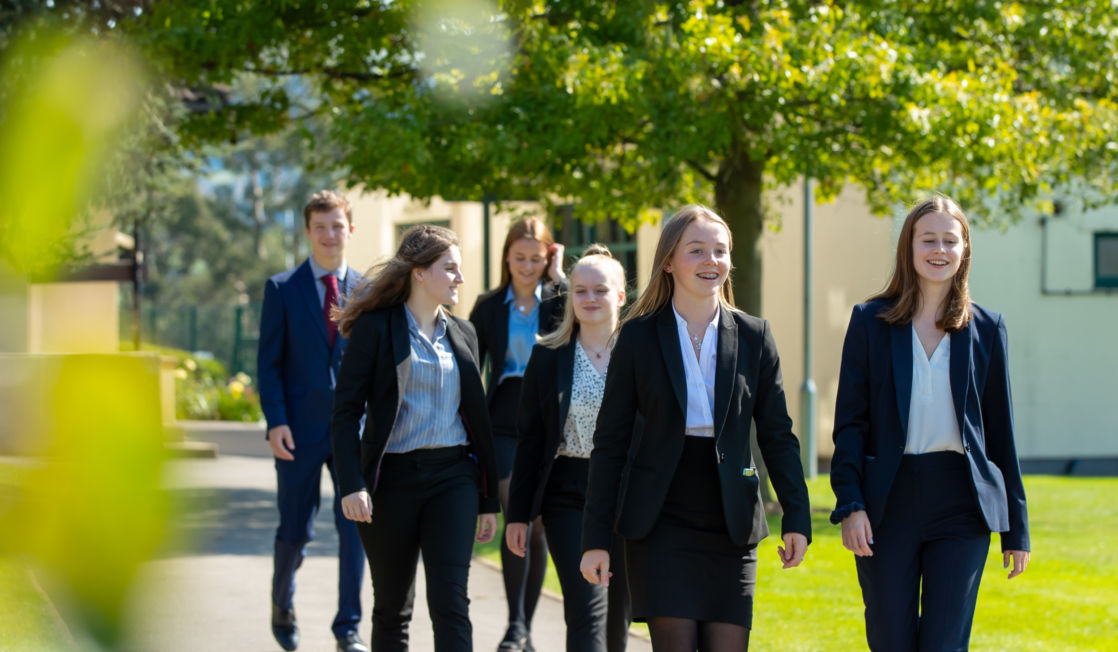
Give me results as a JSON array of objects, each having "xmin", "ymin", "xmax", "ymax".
[
  {"xmin": 307, "ymin": 257, "xmax": 349, "ymax": 307},
  {"xmin": 499, "ymin": 283, "xmax": 542, "ymax": 384},
  {"xmin": 384, "ymin": 305, "xmax": 470, "ymax": 453}
]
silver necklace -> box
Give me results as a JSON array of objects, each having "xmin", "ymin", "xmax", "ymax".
[
  {"xmin": 688, "ymin": 331, "xmax": 703, "ymax": 352},
  {"xmin": 581, "ymin": 339, "xmax": 611, "ymax": 360}
]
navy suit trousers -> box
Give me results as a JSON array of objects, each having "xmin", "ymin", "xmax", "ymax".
[{"xmin": 856, "ymin": 452, "xmax": 990, "ymax": 651}]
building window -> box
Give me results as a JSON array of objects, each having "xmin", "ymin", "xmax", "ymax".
[
  {"xmin": 396, "ymin": 219, "xmax": 451, "ymax": 246},
  {"xmin": 554, "ymin": 205, "xmax": 639, "ymax": 299},
  {"xmin": 1096, "ymin": 233, "xmax": 1118, "ymax": 288}
]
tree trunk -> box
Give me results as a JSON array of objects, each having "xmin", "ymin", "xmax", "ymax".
[
  {"xmin": 714, "ymin": 153, "xmax": 780, "ymax": 511},
  {"xmin": 714, "ymin": 152, "xmax": 764, "ymax": 318}
]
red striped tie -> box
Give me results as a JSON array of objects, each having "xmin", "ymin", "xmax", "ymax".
[{"xmin": 322, "ymin": 274, "xmax": 339, "ymax": 347}]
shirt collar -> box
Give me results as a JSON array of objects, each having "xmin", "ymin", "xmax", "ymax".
[
  {"xmin": 308, "ymin": 256, "xmax": 348, "ymax": 282},
  {"xmin": 504, "ymin": 282, "xmax": 543, "ymax": 305},
  {"xmin": 404, "ymin": 303, "xmax": 448, "ymax": 341}
]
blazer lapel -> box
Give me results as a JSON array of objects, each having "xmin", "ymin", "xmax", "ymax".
[
  {"xmin": 390, "ymin": 305, "xmax": 411, "ymax": 416},
  {"xmin": 713, "ymin": 308, "xmax": 738, "ymax": 440},
  {"xmin": 656, "ymin": 307, "xmax": 688, "ymax": 415},
  {"xmin": 494, "ymin": 299, "xmax": 510, "ymax": 370},
  {"xmin": 557, "ymin": 337, "xmax": 576, "ymax": 432},
  {"xmin": 296, "ymin": 261, "xmax": 330, "ymax": 347},
  {"xmin": 891, "ymin": 322, "xmax": 913, "ymax": 440},
  {"xmin": 949, "ymin": 323, "xmax": 972, "ymax": 436}
]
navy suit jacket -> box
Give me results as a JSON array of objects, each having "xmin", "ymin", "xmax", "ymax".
[
  {"xmin": 258, "ymin": 259, "xmax": 364, "ymax": 446},
  {"xmin": 582, "ymin": 306, "xmax": 811, "ymax": 551},
  {"xmin": 829, "ymin": 299, "xmax": 1030, "ymax": 552}
]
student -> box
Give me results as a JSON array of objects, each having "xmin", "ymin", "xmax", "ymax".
[
  {"xmin": 332, "ymin": 224, "xmax": 499, "ymax": 652},
  {"xmin": 506, "ymin": 245, "xmax": 632, "ymax": 652},
  {"xmin": 580, "ymin": 205, "xmax": 811, "ymax": 651},
  {"xmin": 469, "ymin": 218, "xmax": 566, "ymax": 651},
  {"xmin": 257, "ymin": 190, "xmax": 367, "ymax": 652},
  {"xmin": 830, "ymin": 195, "xmax": 1030, "ymax": 651}
]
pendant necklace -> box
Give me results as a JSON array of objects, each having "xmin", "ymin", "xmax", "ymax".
[{"xmin": 689, "ymin": 332, "xmax": 703, "ymax": 352}]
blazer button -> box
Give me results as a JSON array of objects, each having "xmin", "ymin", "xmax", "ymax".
[
  {"xmin": 964, "ymin": 444, "xmax": 972, "ymax": 453},
  {"xmin": 719, "ymin": 452, "xmax": 726, "ymax": 463}
]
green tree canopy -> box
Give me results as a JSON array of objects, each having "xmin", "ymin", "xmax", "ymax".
[{"xmin": 6, "ymin": 0, "xmax": 1117, "ymax": 313}]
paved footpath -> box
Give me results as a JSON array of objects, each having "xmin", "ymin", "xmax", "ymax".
[{"xmin": 125, "ymin": 423, "xmax": 650, "ymax": 652}]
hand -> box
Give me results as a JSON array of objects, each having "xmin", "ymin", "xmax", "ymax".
[
  {"xmin": 548, "ymin": 243, "xmax": 566, "ymax": 283},
  {"xmin": 841, "ymin": 510, "xmax": 874, "ymax": 557},
  {"xmin": 1004, "ymin": 550, "xmax": 1030, "ymax": 579},
  {"xmin": 580, "ymin": 549, "xmax": 611, "ymax": 587},
  {"xmin": 268, "ymin": 425, "xmax": 295, "ymax": 461},
  {"xmin": 505, "ymin": 522, "xmax": 528, "ymax": 557},
  {"xmin": 476, "ymin": 513, "xmax": 498, "ymax": 543},
  {"xmin": 341, "ymin": 490, "xmax": 372, "ymax": 523},
  {"xmin": 778, "ymin": 532, "xmax": 809, "ymax": 568}
]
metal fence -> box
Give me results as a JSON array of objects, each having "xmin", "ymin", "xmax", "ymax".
[{"xmin": 120, "ymin": 302, "xmax": 262, "ymax": 379}]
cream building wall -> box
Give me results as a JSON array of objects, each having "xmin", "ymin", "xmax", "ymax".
[{"xmin": 759, "ymin": 185, "xmax": 896, "ymax": 463}]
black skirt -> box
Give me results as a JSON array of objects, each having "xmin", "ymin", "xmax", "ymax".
[
  {"xmin": 624, "ymin": 436, "xmax": 758, "ymax": 628},
  {"xmin": 490, "ymin": 377, "xmax": 523, "ymax": 479}
]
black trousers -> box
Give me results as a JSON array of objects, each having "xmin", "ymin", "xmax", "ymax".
[
  {"xmin": 856, "ymin": 451, "xmax": 991, "ymax": 652},
  {"xmin": 357, "ymin": 447, "xmax": 480, "ymax": 652},
  {"xmin": 539, "ymin": 457, "xmax": 632, "ymax": 652}
]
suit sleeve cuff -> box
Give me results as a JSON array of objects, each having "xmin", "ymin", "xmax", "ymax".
[{"xmin": 830, "ymin": 501, "xmax": 866, "ymax": 525}]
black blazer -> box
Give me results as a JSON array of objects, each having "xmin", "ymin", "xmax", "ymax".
[
  {"xmin": 582, "ymin": 306, "xmax": 812, "ymax": 551},
  {"xmin": 469, "ymin": 282, "xmax": 564, "ymax": 402},
  {"xmin": 829, "ymin": 299, "xmax": 1030, "ymax": 552},
  {"xmin": 331, "ymin": 304, "xmax": 500, "ymax": 514}
]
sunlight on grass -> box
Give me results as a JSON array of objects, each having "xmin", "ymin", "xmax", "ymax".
[{"xmin": 476, "ymin": 475, "xmax": 1118, "ymax": 650}]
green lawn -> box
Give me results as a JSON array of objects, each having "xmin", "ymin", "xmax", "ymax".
[{"xmin": 475, "ymin": 475, "xmax": 1118, "ymax": 650}]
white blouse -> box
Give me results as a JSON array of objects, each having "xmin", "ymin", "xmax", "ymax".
[
  {"xmin": 558, "ymin": 341, "xmax": 608, "ymax": 458},
  {"xmin": 672, "ymin": 302, "xmax": 718, "ymax": 437},
  {"xmin": 905, "ymin": 325, "xmax": 965, "ymax": 455}
]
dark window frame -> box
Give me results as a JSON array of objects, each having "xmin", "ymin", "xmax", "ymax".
[{"xmin": 1095, "ymin": 232, "xmax": 1118, "ymax": 288}]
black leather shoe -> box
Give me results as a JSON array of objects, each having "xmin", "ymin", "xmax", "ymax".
[
  {"xmin": 336, "ymin": 632, "xmax": 369, "ymax": 652},
  {"xmin": 333, "ymin": 630, "xmax": 368, "ymax": 652},
  {"xmin": 271, "ymin": 603, "xmax": 299, "ymax": 651},
  {"xmin": 497, "ymin": 627, "xmax": 530, "ymax": 652}
]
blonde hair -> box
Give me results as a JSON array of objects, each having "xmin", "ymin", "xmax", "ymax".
[
  {"xmin": 871, "ymin": 194, "xmax": 972, "ymax": 331},
  {"xmin": 334, "ymin": 224, "xmax": 459, "ymax": 337},
  {"xmin": 538, "ymin": 244, "xmax": 626, "ymax": 349},
  {"xmin": 499, "ymin": 217, "xmax": 556, "ymax": 290},
  {"xmin": 624, "ymin": 204, "xmax": 736, "ymax": 323}
]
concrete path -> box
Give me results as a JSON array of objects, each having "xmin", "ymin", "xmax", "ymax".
[{"xmin": 124, "ymin": 423, "xmax": 650, "ymax": 652}]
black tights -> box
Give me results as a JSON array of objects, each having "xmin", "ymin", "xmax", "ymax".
[
  {"xmin": 498, "ymin": 479, "xmax": 547, "ymax": 634},
  {"xmin": 647, "ymin": 616, "xmax": 750, "ymax": 652}
]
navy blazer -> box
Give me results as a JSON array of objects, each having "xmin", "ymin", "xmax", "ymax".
[
  {"xmin": 582, "ymin": 306, "xmax": 811, "ymax": 551},
  {"xmin": 829, "ymin": 299, "xmax": 1030, "ymax": 552},
  {"xmin": 258, "ymin": 259, "xmax": 364, "ymax": 445},
  {"xmin": 330, "ymin": 304, "xmax": 500, "ymax": 514},
  {"xmin": 469, "ymin": 282, "xmax": 564, "ymax": 403}
]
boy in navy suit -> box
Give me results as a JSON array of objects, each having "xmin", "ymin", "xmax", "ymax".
[{"xmin": 258, "ymin": 191, "xmax": 368, "ymax": 652}]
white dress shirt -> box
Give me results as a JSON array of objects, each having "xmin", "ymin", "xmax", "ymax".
[
  {"xmin": 672, "ymin": 302, "xmax": 718, "ymax": 437},
  {"xmin": 905, "ymin": 325, "xmax": 965, "ymax": 455}
]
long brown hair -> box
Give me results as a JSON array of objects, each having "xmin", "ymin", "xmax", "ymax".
[
  {"xmin": 498, "ymin": 217, "xmax": 556, "ymax": 290},
  {"xmin": 334, "ymin": 224, "xmax": 459, "ymax": 337},
  {"xmin": 538, "ymin": 244, "xmax": 627, "ymax": 349},
  {"xmin": 872, "ymin": 195, "xmax": 972, "ymax": 331},
  {"xmin": 624, "ymin": 204, "xmax": 736, "ymax": 323}
]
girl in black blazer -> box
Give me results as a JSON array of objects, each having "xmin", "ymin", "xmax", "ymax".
[
  {"xmin": 580, "ymin": 206, "xmax": 811, "ymax": 652},
  {"xmin": 332, "ymin": 225, "xmax": 500, "ymax": 652},
  {"xmin": 506, "ymin": 245, "xmax": 632, "ymax": 652},
  {"xmin": 830, "ymin": 195, "xmax": 1030, "ymax": 651},
  {"xmin": 469, "ymin": 218, "xmax": 566, "ymax": 652}
]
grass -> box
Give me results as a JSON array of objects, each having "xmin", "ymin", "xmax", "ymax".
[{"xmin": 474, "ymin": 475, "xmax": 1118, "ymax": 651}]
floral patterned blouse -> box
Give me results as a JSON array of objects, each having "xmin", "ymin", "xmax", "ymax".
[{"xmin": 558, "ymin": 341, "xmax": 608, "ymax": 459}]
